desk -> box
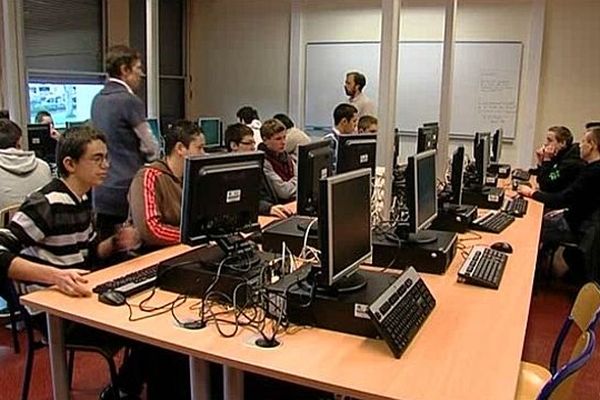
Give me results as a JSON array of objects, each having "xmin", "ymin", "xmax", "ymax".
[{"xmin": 22, "ymin": 200, "xmax": 543, "ymax": 400}]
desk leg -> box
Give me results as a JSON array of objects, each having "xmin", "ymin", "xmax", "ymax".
[
  {"xmin": 224, "ymin": 365, "xmax": 244, "ymax": 400},
  {"xmin": 189, "ymin": 356, "xmax": 210, "ymax": 400},
  {"xmin": 46, "ymin": 314, "xmax": 69, "ymax": 400}
]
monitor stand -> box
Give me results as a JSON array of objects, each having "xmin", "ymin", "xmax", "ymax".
[
  {"xmin": 315, "ymin": 271, "xmax": 367, "ymax": 295},
  {"xmin": 394, "ymin": 227, "xmax": 438, "ymax": 245},
  {"xmin": 213, "ymin": 234, "xmax": 261, "ymax": 269}
]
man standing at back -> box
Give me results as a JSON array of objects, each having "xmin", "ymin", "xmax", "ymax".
[
  {"xmin": 344, "ymin": 71, "xmax": 376, "ymax": 117},
  {"xmin": 91, "ymin": 45, "xmax": 159, "ymax": 239}
]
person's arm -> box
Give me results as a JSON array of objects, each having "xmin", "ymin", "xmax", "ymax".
[
  {"xmin": 133, "ymin": 121, "xmax": 159, "ymax": 161},
  {"xmin": 263, "ymin": 160, "xmax": 297, "ymax": 201},
  {"xmin": 523, "ymin": 171, "xmax": 585, "ymax": 209}
]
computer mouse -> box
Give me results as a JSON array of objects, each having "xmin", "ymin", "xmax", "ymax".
[
  {"xmin": 490, "ymin": 241, "xmax": 513, "ymax": 254},
  {"xmin": 98, "ymin": 290, "xmax": 126, "ymax": 306}
]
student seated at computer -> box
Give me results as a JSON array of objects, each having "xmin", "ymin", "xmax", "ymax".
[
  {"xmin": 534, "ymin": 126, "xmax": 584, "ymax": 193},
  {"xmin": 0, "ymin": 119, "xmax": 52, "ymax": 210},
  {"xmin": 323, "ymin": 103, "xmax": 358, "ymax": 172},
  {"xmin": 35, "ymin": 110, "xmax": 61, "ymax": 140},
  {"xmin": 519, "ymin": 127, "xmax": 600, "ymax": 277},
  {"xmin": 274, "ymin": 113, "xmax": 311, "ymax": 161},
  {"xmin": 128, "ymin": 120, "xmax": 205, "ymax": 248},
  {"xmin": 224, "ymin": 123, "xmax": 292, "ymax": 219},
  {"xmin": 358, "ymin": 114, "xmax": 378, "ymax": 134}
]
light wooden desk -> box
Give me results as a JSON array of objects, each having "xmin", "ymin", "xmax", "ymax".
[{"xmin": 22, "ymin": 200, "xmax": 543, "ymax": 400}]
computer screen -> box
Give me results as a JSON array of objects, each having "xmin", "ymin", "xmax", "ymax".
[
  {"xmin": 27, "ymin": 124, "xmax": 56, "ymax": 163},
  {"xmin": 198, "ymin": 117, "xmax": 222, "ymax": 148},
  {"xmin": 450, "ymin": 146, "xmax": 465, "ymax": 205},
  {"xmin": 317, "ymin": 168, "xmax": 372, "ymax": 290},
  {"xmin": 28, "ymin": 80, "xmax": 104, "ymax": 128},
  {"xmin": 336, "ymin": 134, "xmax": 376, "ymax": 176},
  {"xmin": 491, "ymin": 128, "xmax": 503, "ymax": 163},
  {"xmin": 65, "ymin": 121, "xmax": 87, "ymax": 129},
  {"xmin": 406, "ymin": 149, "xmax": 438, "ymax": 235},
  {"xmin": 180, "ymin": 152, "xmax": 263, "ymax": 247},
  {"xmin": 416, "ymin": 125, "xmax": 438, "ymax": 154},
  {"xmin": 297, "ymin": 140, "xmax": 332, "ymax": 217},
  {"xmin": 474, "ymin": 132, "xmax": 491, "ymax": 186}
]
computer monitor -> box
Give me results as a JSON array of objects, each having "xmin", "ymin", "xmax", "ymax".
[
  {"xmin": 401, "ymin": 149, "xmax": 438, "ymax": 243},
  {"xmin": 0, "ymin": 110, "xmax": 9, "ymax": 119},
  {"xmin": 27, "ymin": 124, "xmax": 56, "ymax": 163},
  {"xmin": 474, "ymin": 132, "xmax": 491, "ymax": 186},
  {"xmin": 180, "ymin": 152, "xmax": 263, "ymax": 255},
  {"xmin": 65, "ymin": 121, "xmax": 86, "ymax": 129},
  {"xmin": 336, "ymin": 134, "xmax": 376, "ymax": 176},
  {"xmin": 450, "ymin": 146, "xmax": 465, "ymax": 205},
  {"xmin": 416, "ymin": 125, "xmax": 438, "ymax": 154},
  {"xmin": 316, "ymin": 168, "xmax": 372, "ymax": 292},
  {"xmin": 491, "ymin": 128, "xmax": 503, "ymax": 163},
  {"xmin": 198, "ymin": 117, "xmax": 223, "ymax": 148},
  {"xmin": 297, "ymin": 140, "xmax": 333, "ymax": 217},
  {"xmin": 147, "ymin": 118, "xmax": 165, "ymax": 155}
]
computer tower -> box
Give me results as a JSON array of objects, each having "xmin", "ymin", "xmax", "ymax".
[{"xmin": 261, "ymin": 215, "xmax": 319, "ymax": 255}]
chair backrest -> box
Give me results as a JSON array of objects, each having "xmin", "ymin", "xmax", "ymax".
[
  {"xmin": 571, "ymin": 282, "xmax": 600, "ymax": 332},
  {"xmin": 0, "ymin": 204, "xmax": 19, "ymax": 228}
]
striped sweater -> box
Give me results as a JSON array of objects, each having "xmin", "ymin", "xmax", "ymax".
[{"xmin": 0, "ymin": 179, "xmax": 98, "ymax": 284}]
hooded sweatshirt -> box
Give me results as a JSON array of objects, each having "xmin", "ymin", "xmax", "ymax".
[
  {"xmin": 128, "ymin": 159, "xmax": 182, "ymax": 248},
  {"xmin": 0, "ymin": 148, "xmax": 52, "ymax": 210},
  {"xmin": 537, "ymin": 143, "xmax": 585, "ymax": 193}
]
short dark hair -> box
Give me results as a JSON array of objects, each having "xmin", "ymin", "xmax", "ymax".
[
  {"xmin": 224, "ymin": 123, "xmax": 254, "ymax": 151},
  {"xmin": 164, "ymin": 120, "xmax": 203, "ymax": 155},
  {"xmin": 0, "ymin": 119, "xmax": 22, "ymax": 149},
  {"xmin": 333, "ymin": 103, "xmax": 358, "ymax": 126},
  {"xmin": 35, "ymin": 110, "xmax": 52, "ymax": 123},
  {"xmin": 236, "ymin": 106, "xmax": 259, "ymax": 124},
  {"xmin": 106, "ymin": 45, "xmax": 142, "ymax": 79},
  {"xmin": 358, "ymin": 115, "xmax": 378, "ymax": 132},
  {"xmin": 0, "ymin": 110, "xmax": 9, "ymax": 119},
  {"xmin": 548, "ymin": 126, "xmax": 573, "ymax": 146},
  {"xmin": 56, "ymin": 125, "xmax": 107, "ymax": 178},
  {"xmin": 260, "ymin": 119, "xmax": 286, "ymax": 140},
  {"xmin": 347, "ymin": 71, "xmax": 366, "ymax": 91},
  {"xmin": 585, "ymin": 121, "xmax": 600, "ymax": 129},
  {"xmin": 586, "ymin": 127, "xmax": 600, "ymax": 152},
  {"xmin": 273, "ymin": 113, "xmax": 294, "ymax": 129}
]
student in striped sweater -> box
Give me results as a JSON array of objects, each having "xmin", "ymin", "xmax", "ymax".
[{"xmin": 128, "ymin": 120, "xmax": 205, "ymax": 248}]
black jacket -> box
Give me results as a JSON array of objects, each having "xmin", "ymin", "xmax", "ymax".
[
  {"xmin": 533, "ymin": 160, "xmax": 600, "ymax": 233},
  {"xmin": 536, "ymin": 143, "xmax": 584, "ymax": 193}
]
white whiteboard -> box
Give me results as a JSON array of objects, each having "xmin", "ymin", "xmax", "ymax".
[{"xmin": 304, "ymin": 41, "xmax": 522, "ymax": 139}]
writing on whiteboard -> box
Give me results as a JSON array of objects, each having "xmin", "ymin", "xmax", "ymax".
[{"xmin": 476, "ymin": 70, "xmax": 518, "ymax": 130}]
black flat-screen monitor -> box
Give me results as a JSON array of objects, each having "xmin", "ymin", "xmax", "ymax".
[
  {"xmin": 198, "ymin": 117, "xmax": 223, "ymax": 148},
  {"xmin": 297, "ymin": 140, "xmax": 332, "ymax": 217},
  {"xmin": 450, "ymin": 146, "xmax": 465, "ymax": 205},
  {"xmin": 65, "ymin": 121, "xmax": 86, "ymax": 129},
  {"xmin": 180, "ymin": 152, "xmax": 263, "ymax": 246},
  {"xmin": 317, "ymin": 168, "xmax": 371, "ymax": 292},
  {"xmin": 491, "ymin": 128, "xmax": 503, "ymax": 163},
  {"xmin": 474, "ymin": 132, "xmax": 491, "ymax": 186},
  {"xmin": 403, "ymin": 149, "xmax": 438, "ymax": 243},
  {"xmin": 27, "ymin": 123, "xmax": 56, "ymax": 163},
  {"xmin": 336, "ymin": 134, "xmax": 376, "ymax": 176},
  {"xmin": 417, "ymin": 125, "xmax": 438, "ymax": 154}
]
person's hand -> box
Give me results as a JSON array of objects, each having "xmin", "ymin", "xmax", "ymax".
[
  {"xmin": 517, "ymin": 185, "xmax": 535, "ymax": 198},
  {"xmin": 51, "ymin": 268, "xmax": 91, "ymax": 297},
  {"xmin": 50, "ymin": 128, "xmax": 61, "ymax": 141},
  {"xmin": 270, "ymin": 204, "xmax": 293, "ymax": 219},
  {"xmin": 542, "ymin": 143, "xmax": 557, "ymax": 161},
  {"xmin": 114, "ymin": 226, "xmax": 140, "ymax": 252},
  {"xmin": 535, "ymin": 146, "xmax": 545, "ymax": 165}
]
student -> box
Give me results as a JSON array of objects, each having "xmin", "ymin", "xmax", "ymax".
[
  {"xmin": 323, "ymin": 103, "xmax": 358, "ymax": 172},
  {"xmin": 91, "ymin": 45, "xmax": 159, "ymax": 240},
  {"xmin": 236, "ymin": 105, "xmax": 262, "ymax": 146},
  {"xmin": 358, "ymin": 115, "xmax": 378, "ymax": 134},
  {"xmin": 519, "ymin": 127, "xmax": 600, "ymax": 275},
  {"xmin": 0, "ymin": 119, "xmax": 52, "ymax": 210},
  {"xmin": 535, "ymin": 126, "xmax": 584, "ymax": 193},
  {"xmin": 586, "ymin": 121, "xmax": 600, "ymax": 129},
  {"xmin": 224, "ymin": 123, "xmax": 292, "ymax": 219},
  {"xmin": 344, "ymin": 71, "xmax": 376, "ymax": 117},
  {"xmin": 34, "ymin": 110, "xmax": 61, "ymax": 140},
  {"xmin": 128, "ymin": 120, "xmax": 205, "ymax": 248},
  {"xmin": 258, "ymin": 119, "xmax": 297, "ymax": 203},
  {"xmin": 274, "ymin": 113, "xmax": 311, "ymax": 160}
]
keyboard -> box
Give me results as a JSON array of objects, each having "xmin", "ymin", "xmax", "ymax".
[
  {"xmin": 367, "ymin": 267, "xmax": 436, "ymax": 359},
  {"xmin": 93, "ymin": 264, "xmax": 158, "ymax": 298},
  {"xmin": 512, "ymin": 168, "xmax": 531, "ymax": 181},
  {"xmin": 502, "ymin": 196, "xmax": 528, "ymax": 217},
  {"xmin": 457, "ymin": 245, "xmax": 508, "ymax": 289},
  {"xmin": 471, "ymin": 210, "xmax": 515, "ymax": 233}
]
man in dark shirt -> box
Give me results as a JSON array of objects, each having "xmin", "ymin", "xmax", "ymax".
[
  {"xmin": 535, "ymin": 126, "xmax": 584, "ymax": 193},
  {"xmin": 519, "ymin": 127, "xmax": 600, "ymax": 248},
  {"xmin": 91, "ymin": 45, "xmax": 159, "ymax": 240}
]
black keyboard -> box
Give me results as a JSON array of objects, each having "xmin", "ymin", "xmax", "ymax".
[
  {"xmin": 471, "ymin": 210, "xmax": 515, "ymax": 233},
  {"xmin": 502, "ymin": 196, "xmax": 528, "ymax": 217},
  {"xmin": 367, "ymin": 267, "xmax": 436, "ymax": 359},
  {"xmin": 512, "ymin": 169, "xmax": 531, "ymax": 181},
  {"xmin": 457, "ymin": 245, "xmax": 508, "ymax": 289},
  {"xmin": 93, "ymin": 264, "xmax": 158, "ymax": 297}
]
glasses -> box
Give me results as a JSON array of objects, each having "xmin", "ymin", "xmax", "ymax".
[
  {"xmin": 239, "ymin": 141, "xmax": 256, "ymax": 146},
  {"xmin": 85, "ymin": 154, "xmax": 110, "ymax": 166}
]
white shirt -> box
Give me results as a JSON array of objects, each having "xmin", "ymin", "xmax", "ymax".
[{"xmin": 349, "ymin": 91, "xmax": 376, "ymax": 117}]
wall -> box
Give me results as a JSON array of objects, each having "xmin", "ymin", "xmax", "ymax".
[
  {"xmin": 187, "ymin": 0, "xmax": 291, "ymax": 124},
  {"xmin": 536, "ymin": 0, "xmax": 600, "ymax": 146},
  {"xmin": 106, "ymin": 0, "xmax": 130, "ymax": 47}
]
